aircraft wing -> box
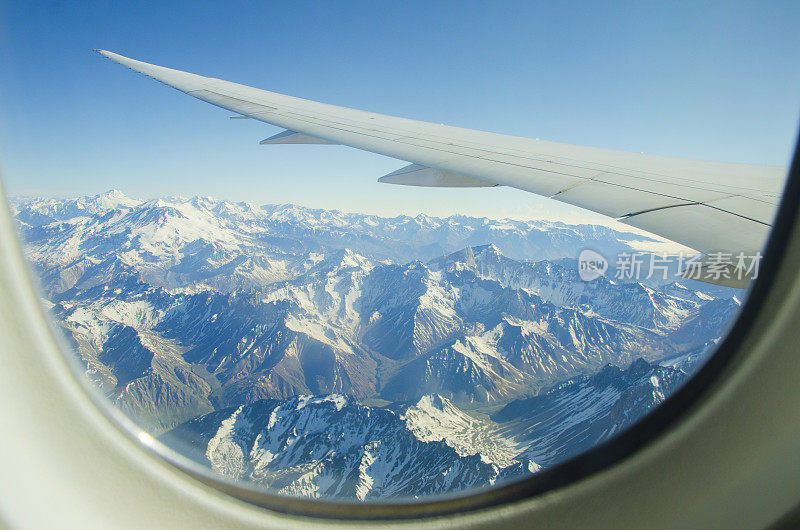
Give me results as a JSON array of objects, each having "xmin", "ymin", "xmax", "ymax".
[{"xmin": 96, "ymin": 50, "xmax": 787, "ymax": 285}]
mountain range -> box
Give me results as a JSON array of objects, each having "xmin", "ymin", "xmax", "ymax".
[
  {"xmin": 161, "ymin": 359, "xmax": 686, "ymax": 499},
  {"xmin": 11, "ymin": 190, "xmax": 741, "ymax": 499}
]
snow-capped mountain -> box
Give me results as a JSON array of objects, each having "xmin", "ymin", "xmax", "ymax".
[
  {"xmin": 492, "ymin": 358, "xmax": 688, "ymax": 467},
  {"xmin": 12, "ymin": 191, "xmax": 740, "ymax": 498},
  {"xmin": 162, "ymin": 358, "xmax": 685, "ymax": 499},
  {"xmin": 160, "ymin": 394, "xmax": 531, "ymax": 500},
  {"xmin": 15, "ymin": 189, "xmax": 664, "ymax": 296},
  {"xmin": 394, "ymin": 394, "xmax": 524, "ymax": 469},
  {"xmin": 46, "ymin": 240, "xmax": 727, "ymax": 431}
]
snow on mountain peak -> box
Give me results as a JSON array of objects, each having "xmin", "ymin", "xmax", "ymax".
[
  {"xmin": 166, "ymin": 395, "xmax": 528, "ymax": 499},
  {"xmin": 101, "ymin": 188, "xmax": 125, "ymax": 198},
  {"xmin": 395, "ymin": 394, "xmax": 522, "ymax": 467}
]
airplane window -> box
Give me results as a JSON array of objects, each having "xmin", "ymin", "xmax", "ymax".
[{"xmin": 1, "ymin": 2, "xmax": 798, "ymax": 511}]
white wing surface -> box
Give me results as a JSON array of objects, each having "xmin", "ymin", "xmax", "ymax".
[{"xmin": 96, "ymin": 50, "xmax": 786, "ymax": 269}]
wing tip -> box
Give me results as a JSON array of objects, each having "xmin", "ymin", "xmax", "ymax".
[{"xmin": 93, "ymin": 50, "xmax": 135, "ymax": 67}]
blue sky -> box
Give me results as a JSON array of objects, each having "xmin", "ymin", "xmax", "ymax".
[{"xmin": 1, "ymin": 0, "xmax": 799, "ymax": 221}]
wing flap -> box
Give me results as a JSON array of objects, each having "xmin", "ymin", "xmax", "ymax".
[
  {"xmin": 703, "ymin": 195, "xmax": 779, "ymax": 224},
  {"xmin": 551, "ymin": 180, "xmax": 693, "ymax": 219},
  {"xmin": 621, "ymin": 204, "xmax": 770, "ymax": 254}
]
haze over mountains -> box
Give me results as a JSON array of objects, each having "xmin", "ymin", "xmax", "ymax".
[{"xmin": 11, "ymin": 190, "xmax": 741, "ymax": 499}]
